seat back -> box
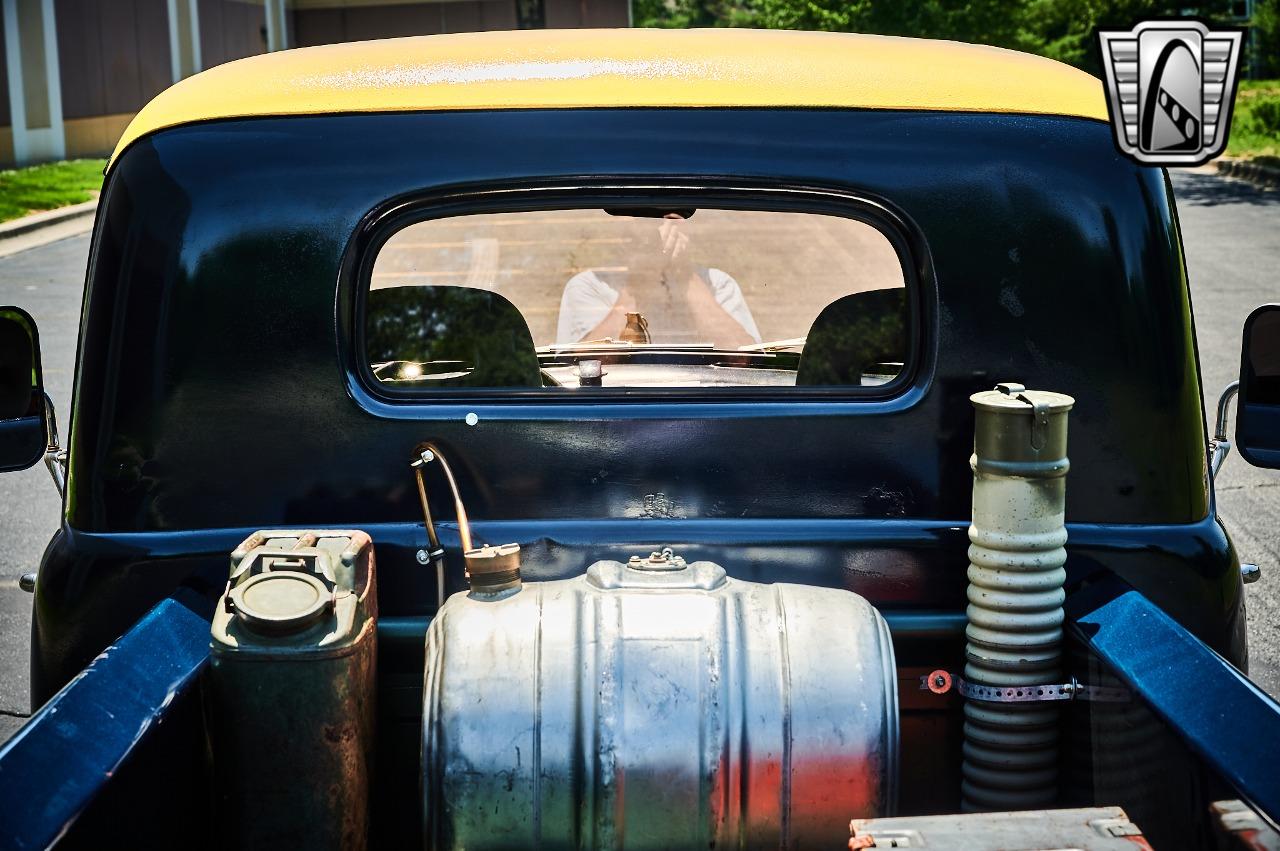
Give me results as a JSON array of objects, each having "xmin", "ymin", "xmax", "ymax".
[
  {"xmin": 795, "ymin": 288, "xmax": 908, "ymax": 386},
  {"xmin": 365, "ymin": 286, "xmax": 541, "ymax": 388}
]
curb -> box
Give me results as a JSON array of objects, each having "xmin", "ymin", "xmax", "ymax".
[
  {"xmin": 0, "ymin": 199, "xmax": 97, "ymax": 258},
  {"xmin": 1215, "ymin": 157, "xmax": 1280, "ymax": 189}
]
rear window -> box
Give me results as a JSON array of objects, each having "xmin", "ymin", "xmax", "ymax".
[{"xmin": 363, "ymin": 205, "xmax": 910, "ymax": 392}]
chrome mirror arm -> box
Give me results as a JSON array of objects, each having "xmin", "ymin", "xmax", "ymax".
[
  {"xmin": 1210, "ymin": 380, "xmax": 1239, "ymax": 479},
  {"xmin": 42, "ymin": 392, "xmax": 65, "ymax": 499}
]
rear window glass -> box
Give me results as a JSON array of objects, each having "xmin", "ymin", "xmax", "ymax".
[{"xmin": 364, "ymin": 206, "xmax": 909, "ymax": 391}]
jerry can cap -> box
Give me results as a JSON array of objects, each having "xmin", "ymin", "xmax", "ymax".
[{"xmin": 227, "ymin": 570, "xmax": 334, "ymax": 635}]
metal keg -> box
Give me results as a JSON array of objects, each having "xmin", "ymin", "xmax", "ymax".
[{"xmin": 423, "ymin": 550, "xmax": 899, "ymax": 850}]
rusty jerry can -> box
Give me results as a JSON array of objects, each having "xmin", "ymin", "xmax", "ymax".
[{"xmin": 208, "ymin": 530, "xmax": 377, "ymax": 850}]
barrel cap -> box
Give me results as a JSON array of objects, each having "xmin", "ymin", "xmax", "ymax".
[
  {"xmin": 228, "ymin": 570, "xmax": 333, "ymax": 635},
  {"xmin": 464, "ymin": 542, "xmax": 522, "ymax": 594}
]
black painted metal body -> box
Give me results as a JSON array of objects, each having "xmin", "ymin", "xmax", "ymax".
[{"xmin": 25, "ymin": 108, "xmax": 1249, "ymax": 846}]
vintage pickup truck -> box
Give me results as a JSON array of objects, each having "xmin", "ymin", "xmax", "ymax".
[{"xmin": 0, "ymin": 27, "xmax": 1278, "ymax": 850}]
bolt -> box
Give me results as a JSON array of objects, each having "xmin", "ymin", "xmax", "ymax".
[{"xmin": 416, "ymin": 549, "xmax": 431, "ymax": 565}]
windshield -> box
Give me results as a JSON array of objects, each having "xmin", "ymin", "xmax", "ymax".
[{"xmin": 366, "ymin": 206, "xmax": 908, "ymax": 390}]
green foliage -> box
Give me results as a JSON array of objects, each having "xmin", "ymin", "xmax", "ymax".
[
  {"xmin": 1227, "ymin": 79, "xmax": 1280, "ymax": 159},
  {"xmin": 1256, "ymin": 0, "xmax": 1280, "ymax": 78},
  {"xmin": 639, "ymin": 0, "xmax": 1246, "ymax": 81},
  {"xmin": 634, "ymin": 0, "xmax": 754, "ymax": 28},
  {"xmin": 0, "ymin": 158, "xmax": 105, "ymax": 223},
  {"xmin": 1023, "ymin": 0, "xmax": 1234, "ymax": 75},
  {"xmin": 754, "ymin": 0, "xmax": 1037, "ymax": 50}
]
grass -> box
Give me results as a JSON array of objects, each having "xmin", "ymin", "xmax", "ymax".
[
  {"xmin": 0, "ymin": 158, "xmax": 105, "ymax": 223},
  {"xmin": 1225, "ymin": 80, "xmax": 1280, "ymax": 163}
]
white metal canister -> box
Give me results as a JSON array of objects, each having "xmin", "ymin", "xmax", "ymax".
[
  {"xmin": 962, "ymin": 385, "xmax": 1074, "ymax": 812},
  {"xmin": 422, "ymin": 551, "xmax": 898, "ymax": 850}
]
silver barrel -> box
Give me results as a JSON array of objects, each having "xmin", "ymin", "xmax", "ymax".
[
  {"xmin": 423, "ymin": 551, "xmax": 899, "ymax": 850},
  {"xmin": 962, "ymin": 384, "xmax": 1073, "ymax": 811}
]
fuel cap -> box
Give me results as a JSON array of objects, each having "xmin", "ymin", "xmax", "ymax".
[{"xmin": 228, "ymin": 570, "xmax": 333, "ymax": 635}]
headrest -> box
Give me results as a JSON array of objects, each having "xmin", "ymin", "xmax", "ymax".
[
  {"xmin": 795, "ymin": 288, "xmax": 908, "ymax": 387},
  {"xmin": 366, "ymin": 286, "xmax": 541, "ymax": 388}
]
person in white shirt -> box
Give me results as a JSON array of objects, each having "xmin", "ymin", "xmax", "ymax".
[{"xmin": 555, "ymin": 213, "xmax": 761, "ymax": 347}]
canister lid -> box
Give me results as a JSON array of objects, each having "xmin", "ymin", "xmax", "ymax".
[
  {"xmin": 971, "ymin": 382, "xmax": 1074, "ymax": 414},
  {"xmin": 228, "ymin": 570, "xmax": 333, "ymax": 635},
  {"xmin": 464, "ymin": 543, "xmax": 522, "ymax": 594}
]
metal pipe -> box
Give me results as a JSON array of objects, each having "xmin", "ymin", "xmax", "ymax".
[
  {"xmin": 413, "ymin": 444, "xmax": 473, "ymax": 553},
  {"xmin": 961, "ymin": 383, "xmax": 1074, "ymax": 811},
  {"xmin": 41, "ymin": 392, "xmax": 65, "ymax": 499},
  {"xmin": 1210, "ymin": 380, "xmax": 1239, "ymax": 478},
  {"xmin": 412, "ymin": 444, "xmax": 481, "ymax": 605}
]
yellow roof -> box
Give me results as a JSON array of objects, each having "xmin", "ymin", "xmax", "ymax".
[{"xmin": 111, "ymin": 28, "xmax": 1106, "ymax": 163}]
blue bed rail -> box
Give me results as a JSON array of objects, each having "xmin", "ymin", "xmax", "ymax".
[
  {"xmin": 0, "ymin": 590, "xmax": 212, "ymax": 851},
  {"xmin": 1066, "ymin": 574, "xmax": 1280, "ymax": 830}
]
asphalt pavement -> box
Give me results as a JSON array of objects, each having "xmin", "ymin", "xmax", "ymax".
[
  {"xmin": 0, "ymin": 235, "xmax": 83, "ymax": 741},
  {"xmin": 0, "ymin": 169, "xmax": 1276, "ymax": 747}
]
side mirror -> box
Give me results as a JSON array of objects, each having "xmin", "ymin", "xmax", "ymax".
[
  {"xmin": 1237, "ymin": 304, "xmax": 1280, "ymax": 469},
  {"xmin": 0, "ymin": 306, "xmax": 48, "ymax": 472}
]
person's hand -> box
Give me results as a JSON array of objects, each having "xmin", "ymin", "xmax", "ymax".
[
  {"xmin": 613, "ymin": 286, "xmax": 637, "ymax": 314},
  {"xmin": 658, "ymin": 217, "xmax": 695, "ymax": 287},
  {"xmin": 658, "ymin": 216, "xmax": 689, "ymax": 261},
  {"xmin": 577, "ymin": 286, "xmax": 636, "ymax": 342}
]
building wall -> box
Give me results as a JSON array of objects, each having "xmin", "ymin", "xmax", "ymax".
[
  {"xmin": 292, "ymin": 1, "xmax": 518, "ymax": 44},
  {"xmin": 200, "ymin": 0, "xmax": 267, "ymax": 69},
  {"xmin": 0, "ymin": 9, "xmax": 10, "ymax": 126},
  {"xmin": 0, "ymin": 0, "xmax": 631, "ymax": 167},
  {"xmin": 544, "ymin": 0, "xmax": 627, "ymax": 28},
  {"xmin": 53, "ymin": 0, "xmax": 170, "ymax": 159},
  {"xmin": 0, "ymin": 9, "xmax": 11, "ymax": 163}
]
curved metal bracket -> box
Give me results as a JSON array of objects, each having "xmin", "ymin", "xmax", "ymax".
[
  {"xmin": 412, "ymin": 443, "xmax": 476, "ymax": 607},
  {"xmin": 1210, "ymin": 380, "xmax": 1239, "ymax": 479},
  {"xmin": 41, "ymin": 392, "xmax": 65, "ymax": 499}
]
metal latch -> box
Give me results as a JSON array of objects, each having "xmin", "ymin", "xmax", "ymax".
[
  {"xmin": 996, "ymin": 381, "xmax": 1051, "ymax": 450},
  {"xmin": 921, "ymin": 670, "xmax": 1129, "ymax": 703},
  {"xmin": 628, "ymin": 547, "xmax": 687, "ymax": 572}
]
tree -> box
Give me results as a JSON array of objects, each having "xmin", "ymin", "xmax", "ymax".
[
  {"xmin": 738, "ymin": 0, "xmax": 1241, "ymax": 75},
  {"xmin": 1255, "ymin": 0, "xmax": 1280, "ymax": 78},
  {"xmin": 1022, "ymin": 0, "xmax": 1237, "ymax": 76},
  {"xmin": 753, "ymin": 0, "xmax": 1035, "ymax": 50},
  {"xmin": 633, "ymin": 0, "xmax": 754, "ymax": 28}
]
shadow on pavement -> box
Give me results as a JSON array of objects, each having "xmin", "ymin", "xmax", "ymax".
[{"xmin": 1172, "ymin": 170, "xmax": 1279, "ymax": 207}]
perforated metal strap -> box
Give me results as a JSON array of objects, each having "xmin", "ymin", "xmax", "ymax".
[{"xmin": 920, "ymin": 671, "xmax": 1129, "ymax": 703}]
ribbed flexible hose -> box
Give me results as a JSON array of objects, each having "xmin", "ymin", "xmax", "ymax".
[{"xmin": 961, "ymin": 386, "xmax": 1073, "ymax": 812}]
